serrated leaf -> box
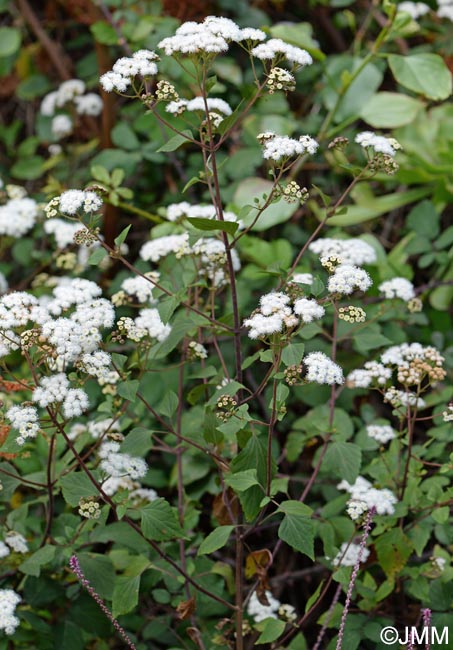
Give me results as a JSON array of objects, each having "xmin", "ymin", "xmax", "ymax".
[
  {"xmin": 256, "ymin": 618, "xmax": 286, "ymax": 644},
  {"xmin": 112, "ymin": 575, "xmax": 141, "ymax": 617},
  {"xmin": 278, "ymin": 503, "xmax": 314, "ymax": 560},
  {"xmin": 117, "ymin": 380, "xmax": 140, "ymax": 402},
  {"xmin": 198, "ymin": 525, "xmax": 234, "ymax": 556},
  {"xmin": 60, "ymin": 472, "xmax": 99, "ymax": 507},
  {"xmin": 323, "ymin": 442, "xmax": 361, "ymax": 484},
  {"xmin": 19, "ymin": 546, "xmax": 56, "ymax": 577},
  {"xmin": 140, "ymin": 498, "xmax": 184, "ymax": 541},
  {"xmin": 224, "ymin": 469, "xmax": 259, "ymax": 492},
  {"xmin": 186, "ymin": 216, "xmax": 239, "ymax": 235},
  {"xmin": 156, "ymin": 130, "xmax": 192, "ymax": 152}
]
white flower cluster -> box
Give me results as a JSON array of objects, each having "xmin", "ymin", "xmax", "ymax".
[
  {"xmin": 309, "ymin": 237, "xmax": 377, "ymax": 266},
  {"xmin": 378, "ymin": 277, "xmax": 415, "ymax": 302},
  {"xmin": 0, "ymin": 589, "xmax": 21, "ymax": 635},
  {"xmin": 158, "ymin": 16, "xmax": 269, "ymax": 57},
  {"xmin": 380, "ymin": 342, "xmax": 443, "ymax": 369},
  {"xmin": 346, "ymin": 500, "xmax": 368, "ymax": 521},
  {"xmin": 32, "ymin": 373, "xmax": 89, "ymax": 418},
  {"xmin": 327, "ymin": 264, "xmax": 372, "ymax": 295},
  {"xmin": 292, "ymin": 273, "xmax": 313, "ymax": 285},
  {"xmin": 166, "ymin": 97, "xmax": 232, "ymax": 120},
  {"xmin": 251, "ymin": 38, "xmax": 313, "ymax": 67},
  {"xmin": 247, "ymin": 590, "xmax": 281, "ymax": 622},
  {"xmin": 243, "ymin": 291, "xmax": 325, "ymax": 339},
  {"xmin": 6, "ymin": 406, "xmax": 40, "ymax": 445},
  {"xmin": 121, "ymin": 274, "xmax": 158, "ymax": 304},
  {"xmin": 338, "ymin": 476, "xmax": 398, "ymax": 515},
  {"xmin": 118, "ymin": 308, "xmax": 171, "ymax": 343},
  {"xmin": 165, "ymin": 202, "xmax": 238, "ymax": 225},
  {"xmin": 140, "ymin": 234, "xmax": 240, "ymax": 287},
  {"xmin": 258, "ymin": 132, "xmax": 319, "ymax": 162},
  {"xmin": 47, "ymin": 189, "xmax": 103, "ymax": 217},
  {"xmin": 346, "ymin": 361, "xmax": 393, "ymax": 389},
  {"xmin": 44, "ymin": 218, "xmax": 82, "ymax": 248},
  {"xmin": 99, "ymin": 441, "xmax": 148, "ymax": 480},
  {"xmin": 443, "ymin": 405, "xmax": 453, "ymax": 422},
  {"xmin": 355, "ymin": 132, "xmax": 402, "ymax": 157},
  {"xmin": 366, "ymin": 424, "xmax": 396, "ymax": 444},
  {"xmin": 40, "ymin": 79, "xmax": 103, "ymax": 140},
  {"xmin": 4, "ymin": 531, "xmax": 28, "ymax": 553},
  {"xmin": 0, "ymin": 196, "xmax": 39, "ymax": 238},
  {"xmin": 100, "ymin": 50, "xmax": 158, "ymax": 92},
  {"xmin": 384, "ymin": 387, "xmax": 426, "ymax": 409},
  {"xmin": 304, "ymin": 351, "xmax": 344, "ymax": 385},
  {"xmin": 437, "ymin": 0, "xmax": 453, "ymax": 20},
  {"xmin": 397, "ymin": 1, "xmax": 430, "ymax": 18},
  {"xmin": 332, "ymin": 542, "xmax": 370, "ymax": 567}
]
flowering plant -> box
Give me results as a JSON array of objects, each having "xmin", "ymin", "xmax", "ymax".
[{"xmin": 0, "ymin": 2, "xmax": 452, "ymax": 649}]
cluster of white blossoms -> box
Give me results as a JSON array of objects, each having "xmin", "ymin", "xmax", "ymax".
[
  {"xmin": 0, "ymin": 589, "xmax": 21, "ymax": 635},
  {"xmin": 251, "ymin": 38, "xmax": 313, "ymax": 68},
  {"xmin": 247, "ymin": 590, "xmax": 296, "ymax": 624},
  {"xmin": 366, "ymin": 424, "xmax": 396, "ymax": 444},
  {"xmin": 338, "ymin": 476, "xmax": 398, "ymax": 515},
  {"xmin": 378, "ymin": 277, "xmax": 415, "ymax": 302},
  {"xmin": 304, "ymin": 351, "xmax": 344, "ymax": 385},
  {"xmin": 244, "ymin": 290, "xmax": 325, "ymax": 339},
  {"xmin": 258, "ymin": 132, "xmax": 319, "ymax": 162},
  {"xmin": 355, "ymin": 132, "xmax": 402, "ymax": 157},
  {"xmin": 384, "ymin": 387, "xmax": 426, "ymax": 409},
  {"xmin": 437, "ymin": 0, "xmax": 453, "ymax": 20},
  {"xmin": 3, "ymin": 531, "xmax": 28, "ymax": 553},
  {"xmin": 166, "ymin": 96, "xmax": 232, "ymax": 121},
  {"xmin": 347, "ymin": 361, "xmax": 393, "ymax": 389},
  {"xmin": 443, "ymin": 404, "xmax": 453, "ymax": 422},
  {"xmin": 40, "ymin": 78, "xmax": 103, "ymax": 140},
  {"xmin": 332, "ymin": 542, "xmax": 370, "ymax": 567},
  {"xmin": 100, "ymin": 50, "xmax": 159, "ymax": 93},
  {"xmin": 46, "ymin": 189, "xmax": 103, "ymax": 218},
  {"xmin": 98, "ymin": 440, "xmax": 148, "ymax": 480},
  {"xmin": 327, "ymin": 264, "xmax": 372, "ymax": 295},
  {"xmin": 0, "ymin": 194, "xmax": 39, "ymax": 238},
  {"xmin": 117, "ymin": 308, "xmax": 171, "ymax": 343},
  {"xmin": 6, "ymin": 406, "xmax": 40, "ymax": 445},
  {"xmin": 397, "ymin": 1, "xmax": 431, "ymax": 18},
  {"xmin": 309, "ymin": 237, "xmax": 377, "ymax": 267},
  {"xmin": 164, "ymin": 201, "xmax": 238, "ymax": 225},
  {"xmin": 140, "ymin": 233, "xmax": 240, "ymax": 287},
  {"xmin": 32, "ymin": 373, "xmax": 89, "ymax": 418},
  {"xmin": 119, "ymin": 274, "xmax": 158, "ymax": 305},
  {"xmin": 292, "ymin": 273, "xmax": 313, "ymax": 285},
  {"xmin": 346, "ymin": 499, "xmax": 369, "ymax": 521}
]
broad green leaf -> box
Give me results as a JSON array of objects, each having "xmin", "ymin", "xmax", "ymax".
[
  {"xmin": 0, "ymin": 27, "xmax": 21, "ymax": 57},
  {"xmin": 281, "ymin": 343, "xmax": 305, "ymax": 367},
  {"xmin": 388, "ymin": 54, "xmax": 452, "ymax": 101},
  {"xmin": 198, "ymin": 525, "xmax": 234, "ymax": 556},
  {"xmin": 224, "ymin": 469, "xmax": 259, "ymax": 492},
  {"xmin": 233, "ymin": 177, "xmax": 298, "ymax": 231},
  {"xmin": 11, "ymin": 156, "xmax": 45, "ymax": 180},
  {"xmin": 278, "ymin": 501, "xmax": 314, "ymax": 560},
  {"xmin": 159, "ymin": 390, "xmax": 179, "ymax": 418},
  {"xmin": 186, "ymin": 217, "xmax": 239, "ymax": 235},
  {"xmin": 140, "ymin": 498, "xmax": 184, "ymax": 541},
  {"xmin": 328, "ymin": 187, "xmax": 431, "ymax": 226},
  {"xmin": 360, "ymin": 92, "xmax": 424, "ymax": 128},
  {"xmin": 256, "ymin": 618, "xmax": 286, "ymax": 644},
  {"xmin": 112, "ymin": 575, "xmax": 141, "ymax": 617},
  {"xmin": 375, "ymin": 530, "xmax": 413, "ymax": 578},
  {"xmin": 111, "ymin": 122, "xmax": 141, "ymax": 151},
  {"xmin": 156, "ymin": 130, "xmax": 192, "ymax": 152},
  {"xmin": 231, "ymin": 435, "xmax": 273, "ymax": 521},
  {"xmin": 117, "ymin": 380, "xmax": 140, "ymax": 402},
  {"xmin": 90, "ymin": 21, "xmax": 118, "ymax": 45},
  {"xmin": 77, "ymin": 553, "xmax": 115, "ymax": 599},
  {"xmin": 60, "ymin": 472, "xmax": 100, "ymax": 507},
  {"xmin": 323, "ymin": 441, "xmax": 361, "ymax": 484},
  {"xmin": 270, "ymin": 22, "xmax": 324, "ymax": 60},
  {"xmin": 19, "ymin": 546, "xmax": 56, "ymax": 577},
  {"xmin": 91, "ymin": 164, "xmax": 111, "ymax": 185},
  {"xmin": 54, "ymin": 621, "xmax": 84, "ymax": 650}
]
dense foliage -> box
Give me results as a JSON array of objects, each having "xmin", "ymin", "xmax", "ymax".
[{"xmin": 0, "ymin": 1, "xmax": 452, "ymax": 649}]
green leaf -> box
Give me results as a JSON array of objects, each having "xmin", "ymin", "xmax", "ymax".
[
  {"xmin": 19, "ymin": 546, "xmax": 56, "ymax": 577},
  {"xmin": 112, "ymin": 575, "xmax": 141, "ymax": 617},
  {"xmin": 305, "ymin": 579, "xmax": 324, "ymax": 613},
  {"xmin": 91, "ymin": 164, "xmax": 111, "ymax": 185},
  {"xmin": 278, "ymin": 501, "xmax": 314, "ymax": 560},
  {"xmin": 111, "ymin": 122, "xmax": 141, "ymax": 151},
  {"xmin": 17, "ymin": 74, "xmax": 51, "ymax": 100},
  {"xmin": 156, "ymin": 130, "xmax": 192, "ymax": 152},
  {"xmin": 323, "ymin": 441, "xmax": 361, "ymax": 484},
  {"xmin": 88, "ymin": 247, "xmax": 108, "ymax": 265},
  {"xmin": 359, "ymin": 92, "xmax": 424, "ymax": 128},
  {"xmin": 224, "ymin": 469, "xmax": 259, "ymax": 492},
  {"xmin": 140, "ymin": 498, "xmax": 184, "ymax": 541},
  {"xmin": 77, "ymin": 553, "xmax": 115, "ymax": 599},
  {"xmin": 432, "ymin": 506, "xmax": 450, "ymax": 524},
  {"xmin": 406, "ymin": 200, "xmax": 440, "ymax": 239},
  {"xmin": 90, "ymin": 21, "xmax": 119, "ymax": 45},
  {"xmin": 186, "ymin": 217, "xmax": 239, "ymax": 235},
  {"xmin": 270, "ymin": 22, "xmax": 324, "ymax": 60},
  {"xmin": 11, "ymin": 156, "xmax": 45, "ymax": 180},
  {"xmin": 54, "ymin": 621, "xmax": 84, "ymax": 650},
  {"xmin": 388, "ymin": 54, "xmax": 452, "ymax": 101},
  {"xmin": 60, "ymin": 472, "xmax": 99, "ymax": 507},
  {"xmin": 281, "ymin": 343, "xmax": 305, "ymax": 367},
  {"xmin": 256, "ymin": 618, "xmax": 286, "ymax": 644},
  {"xmin": 159, "ymin": 390, "xmax": 179, "ymax": 418},
  {"xmin": 114, "ymin": 225, "xmax": 131, "ymax": 248},
  {"xmin": 0, "ymin": 27, "xmax": 21, "ymax": 57},
  {"xmin": 375, "ymin": 530, "xmax": 413, "ymax": 578},
  {"xmin": 233, "ymin": 177, "xmax": 298, "ymax": 231},
  {"xmin": 117, "ymin": 380, "xmax": 140, "ymax": 402},
  {"xmin": 198, "ymin": 525, "xmax": 234, "ymax": 556}
]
